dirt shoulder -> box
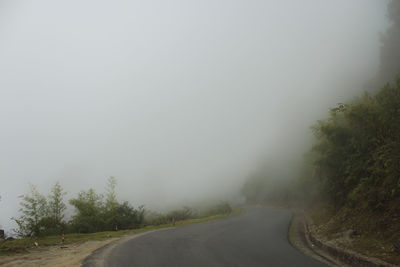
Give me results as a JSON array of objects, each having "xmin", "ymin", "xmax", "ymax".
[{"xmin": 0, "ymin": 238, "xmax": 117, "ymax": 267}]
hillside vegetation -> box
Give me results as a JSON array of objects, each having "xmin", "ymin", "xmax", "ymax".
[{"xmin": 311, "ymin": 77, "xmax": 400, "ymax": 226}]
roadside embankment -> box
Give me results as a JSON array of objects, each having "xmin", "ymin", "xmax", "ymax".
[{"xmin": 290, "ymin": 211, "xmax": 398, "ymax": 267}]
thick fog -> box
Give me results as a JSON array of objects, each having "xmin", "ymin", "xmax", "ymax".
[{"xmin": 0, "ymin": 0, "xmax": 389, "ymax": 231}]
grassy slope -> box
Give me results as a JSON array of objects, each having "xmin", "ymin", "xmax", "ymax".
[{"xmin": 0, "ymin": 208, "xmax": 244, "ymax": 257}]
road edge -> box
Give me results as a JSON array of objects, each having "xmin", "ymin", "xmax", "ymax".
[
  {"xmin": 82, "ymin": 208, "xmax": 246, "ymax": 266},
  {"xmin": 82, "ymin": 229, "xmax": 169, "ymax": 267},
  {"xmin": 288, "ymin": 211, "xmax": 337, "ymax": 266}
]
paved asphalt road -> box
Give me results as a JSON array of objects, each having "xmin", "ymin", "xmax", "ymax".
[{"xmin": 94, "ymin": 207, "xmax": 328, "ymax": 267}]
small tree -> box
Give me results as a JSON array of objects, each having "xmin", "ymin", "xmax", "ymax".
[
  {"xmin": 47, "ymin": 181, "xmax": 66, "ymax": 231},
  {"xmin": 105, "ymin": 176, "xmax": 117, "ymax": 212},
  {"xmin": 12, "ymin": 184, "xmax": 48, "ymax": 237},
  {"xmin": 105, "ymin": 176, "xmax": 118, "ymax": 230}
]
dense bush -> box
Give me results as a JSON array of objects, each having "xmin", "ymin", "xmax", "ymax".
[
  {"xmin": 68, "ymin": 178, "xmax": 146, "ymax": 233},
  {"xmin": 69, "ymin": 189, "xmax": 106, "ymax": 233}
]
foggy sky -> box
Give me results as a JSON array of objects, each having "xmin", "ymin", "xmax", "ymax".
[{"xmin": 0, "ymin": 0, "xmax": 389, "ymax": 232}]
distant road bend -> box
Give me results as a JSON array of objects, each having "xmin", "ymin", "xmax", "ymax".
[{"xmin": 84, "ymin": 206, "xmax": 328, "ymax": 267}]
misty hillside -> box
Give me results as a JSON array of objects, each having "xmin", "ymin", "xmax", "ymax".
[
  {"xmin": 0, "ymin": 0, "xmax": 389, "ymax": 235},
  {"xmin": 2, "ymin": 0, "xmax": 400, "ymax": 266},
  {"xmin": 1, "ymin": 1, "xmax": 400, "ymax": 265},
  {"xmin": 242, "ymin": 1, "xmax": 400, "ymax": 264}
]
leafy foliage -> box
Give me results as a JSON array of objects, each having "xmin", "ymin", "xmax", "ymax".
[
  {"xmin": 312, "ymin": 77, "xmax": 400, "ymax": 213},
  {"xmin": 69, "ymin": 188, "xmax": 105, "ymax": 233},
  {"xmin": 68, "ymin": 186, "xmax": 146, "ymax": 233},
  {"xmin": 12, "ymin": 185, "xmax": 48, "ymax": 237},
  {"xmin": 47, "ymin": 181, "xmax": 67, "ymax": 234},
  {"xmin": 13, "ymin": 178, "xmax": 146, "ymax": 236},
  {"xmin": 114, "ymin": 202, "xmax": 145, "ymax": 230}
]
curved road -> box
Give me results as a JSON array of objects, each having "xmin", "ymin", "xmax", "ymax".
[{"xmin": 87, "ymin": 207, "xmax": 328, "ymax": 267}]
